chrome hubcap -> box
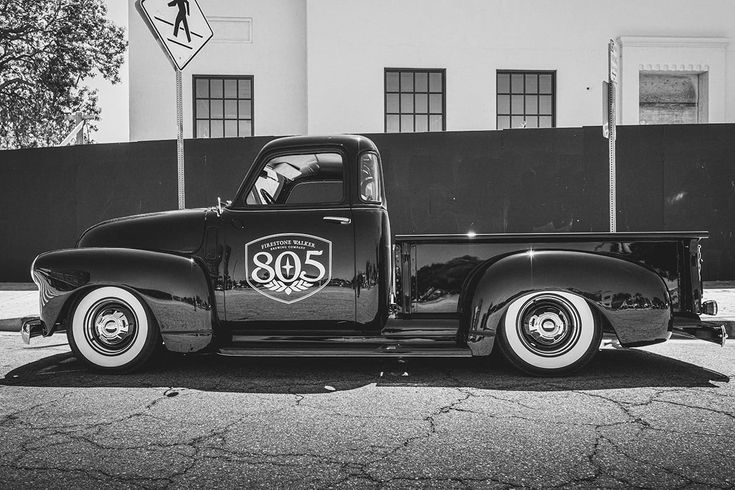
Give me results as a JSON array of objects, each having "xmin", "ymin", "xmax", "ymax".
[
  {"xmin": 517, "ymin": 294, "xmax": 581, "ymax": 356},
  {"xmin": 84, "ymin": 300, "xmax": 137, "ymax": 354},
  {"xmin": 94, "ymin": 309, "xmax": 132, "ymax": 346},
  {"xmin": 527, "ymin": 311, "xmax": 568, "ymax": 345}
]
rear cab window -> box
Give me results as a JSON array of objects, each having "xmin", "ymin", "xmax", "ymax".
[{"xmin": 359, "ymin": 152, "xmax": 384, "ymax": 204}]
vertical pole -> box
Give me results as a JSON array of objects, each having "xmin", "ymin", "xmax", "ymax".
[
  {"xmin": 608, "ymin": 41, "xmax": 617, "ymax": 233},
  {"xmin": 176, "ymin": 68, "xmax": 185, "ymax": 210},
  {"xmin": 74, "ymin": 113, "xmax": 84, "ymax": 145},
  {"xmin": 608, "ymin": 80, "xmax": 616, "ymax": 232}
]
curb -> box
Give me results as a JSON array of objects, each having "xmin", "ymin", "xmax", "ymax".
[
  {"xmin": 0, "ymin": 318, "xmax": 21, "ymax": 332},
  {"xmin": 0, "ymin": 283, "xmax": 37, "ymax": 291}
]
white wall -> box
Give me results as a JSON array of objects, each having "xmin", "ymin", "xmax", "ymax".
[
  {"xmin": 129, "ymin": 0, "xmax": 307, "ymax": 141},
  {"xmin": 305, "ymin": 0, "xmax": 735, "ymax": 134},
  {"xmin": 86, "ymin": 0, "xmax": 129, "ymax": 143},
  {"xmin": 129, "ymin": 0, "xmax": 735, "ymax": 140}
]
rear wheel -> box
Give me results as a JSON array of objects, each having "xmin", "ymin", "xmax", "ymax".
[
  {"xmin": 67, "ymin": 287, "xmax": 160, "ymax": 373},
  {"xmin": 499, "ymin": 290, "xmax": 601, "ymax": 376}
]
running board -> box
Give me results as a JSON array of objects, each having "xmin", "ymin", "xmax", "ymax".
[{"xmin": 218, "ymin": 344, "xmax": 472, "ymax": 358}]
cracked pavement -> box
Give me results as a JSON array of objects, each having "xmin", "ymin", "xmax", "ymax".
[{"xmin": 0, "ymin": 332, "xmax": 734, "ymax": 488}]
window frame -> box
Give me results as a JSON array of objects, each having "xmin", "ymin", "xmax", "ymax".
[
  {"xmin": 192, "ymin": 74, "xmax": 255, "ymax": 138},
  {"xmin": 638, "ymin": 71, "xmax": 705, "ymax": 125},
  {"xmin": 496, "ymin": 70, "xmax": 556, "ymax": 129},
  {"xmin": 232, "ymin": 148, "xmax": 350, "ymax": 210},
  {"xmin": 384, "ymin": 68, "xmax": 446, "ymax": 133}
]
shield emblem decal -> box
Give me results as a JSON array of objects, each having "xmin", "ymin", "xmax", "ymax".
[{"xmin": 245, "ymin": 233, "xmax": 333, "ymax": 304}]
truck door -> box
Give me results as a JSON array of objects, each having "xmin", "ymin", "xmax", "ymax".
[{"xmin": 220, "ymin": 150, "xmax": 356, "ymax": 333}]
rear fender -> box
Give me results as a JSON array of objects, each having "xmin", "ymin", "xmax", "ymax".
[
  {"xmin": 32, "ymin": 247, "xmax": 215, "ymax": 353},
  {"xmin": 461, "ymin": 250, "xmax": 672, "ymax": 356}
]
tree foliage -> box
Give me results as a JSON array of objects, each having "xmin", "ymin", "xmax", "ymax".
[{"xmin": 0, "ymin": 0, "xmax": 126, "ymax": 149}]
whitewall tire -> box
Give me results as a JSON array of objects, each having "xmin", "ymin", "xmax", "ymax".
[
  {"xmin": 67, "ymin": 286, "xmax": 159, "ymax": 373},
  {"xmin": 499, "ymin": 290, "xmax": 601, "ymax": 376}
]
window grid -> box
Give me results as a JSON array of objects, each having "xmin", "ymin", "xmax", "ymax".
[
  {"xmin": 496, "ymin": 71, "xmax": 556, "ymax": 130},
  {"xmin": 385, "ymin": 68, "xmax": 446, "ymax": 133},
  {"xmin": 193, "ymin": 75, "xmax": 254, "ymax": 138}
]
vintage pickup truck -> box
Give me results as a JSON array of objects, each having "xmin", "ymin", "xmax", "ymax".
[{"xmin": 22, "ymin": 135, "xmax": 725, "ymax": 375}]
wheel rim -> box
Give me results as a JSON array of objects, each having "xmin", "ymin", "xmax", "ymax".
[
  {"xmin": 83, "ymin": 299, "xmax": 139, "ymax": 356},
  {"xmin": 516, "ymin": 293, "xmax": 582, "ymax": 357}
]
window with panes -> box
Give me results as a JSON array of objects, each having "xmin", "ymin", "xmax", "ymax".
[
  {"xmin": 385, "ymin": 69, "xmax": 445, "ymax": 133},
  {"xmin": 496, "ymin": 71, "xmax": 555, "ymax": 129},
  {"xmin": 193, "ymin": 76, "xmax": 253, "ymax": 138}
]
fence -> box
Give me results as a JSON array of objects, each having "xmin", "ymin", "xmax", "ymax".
[{"xmin": 1, "ymin": 124, "xmax": 733, "ymax": 281}]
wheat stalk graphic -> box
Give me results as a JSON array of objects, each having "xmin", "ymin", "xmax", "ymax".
[{"xmin": 264, "ymin": 279, "xmax": 313, "ymax": 295}]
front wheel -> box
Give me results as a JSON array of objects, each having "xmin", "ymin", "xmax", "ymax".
[
  {"xmin": 67, "ymin": 286, "xmax": 160, "ymax": 373},
  {"xmin": 498, "ymin": 290, "xmax": 601, "ymax": 376}
]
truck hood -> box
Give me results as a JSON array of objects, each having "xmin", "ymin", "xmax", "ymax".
[{"xmin": 77, "ymin": 208, "xmax": 209, "ymax": 255}]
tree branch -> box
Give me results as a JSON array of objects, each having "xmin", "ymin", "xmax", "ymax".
[{"xmin": 0, "ymin": 77, "xmax": 32, "ymax": 92}]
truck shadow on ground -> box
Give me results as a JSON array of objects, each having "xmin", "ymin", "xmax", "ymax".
[{"xmin": 2, "ymin": 346, "xmax": 729, "ymax": 393}]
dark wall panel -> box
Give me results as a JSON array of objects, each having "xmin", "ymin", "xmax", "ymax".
[
  {"xmin": 616, "ymin": 125, "xmax": 665, "ymax": 232},
  {"xmin": 1, "ymin": 124, "xmax": 734, "ymax": 281},
  {"xmin": 582, "ymin": 126, "xmax": 612, "ymax": 232},
  {"xmin": 368, "ymin": 131, "xmax": 508, "ymax": 234},
  {"xmin": 659, "ymin": 125, "xmax": 735, "ymax": 280},
  {"xmin": 1, "ymin": 142, "xmax": 176, "ymax": 281},
  {"xmin": 184, "ymin": 136, "xmax": 275, "ymax": 208},
  {"xmin": 369, "ymin": 128, "xmax": 594, "ymax": 235}
]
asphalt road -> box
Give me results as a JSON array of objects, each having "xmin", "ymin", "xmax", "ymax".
[{"xmin": 1, "ymin": 332, "xmax": 734, "ymax": 489}]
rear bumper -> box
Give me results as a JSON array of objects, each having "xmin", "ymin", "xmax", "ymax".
[
  {"xmin": 672, "ymin": 317, "xmax": 727, "ymax": 347},
  {"xmin": 20, "ymin": 317, "xmax": 46, "ymax": 344}
]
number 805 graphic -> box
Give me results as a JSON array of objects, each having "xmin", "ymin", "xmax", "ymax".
[
  {"xmin": 251, "ymin": 250, "xmax": 326, "ymax": 284},
  {"xmin": 245, "ymin": 234, "xmax": 333, "ymax": 304}
]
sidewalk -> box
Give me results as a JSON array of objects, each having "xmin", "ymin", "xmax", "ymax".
[
  {"xmin": 0, "ymin": 284, "xmax": 39, "ymax": 331},
  {"xmin": 1, "ymin": 282, "xmax": 733, "ymax": 334}
]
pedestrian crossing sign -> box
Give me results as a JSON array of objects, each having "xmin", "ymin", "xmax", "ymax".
[{"xmin": 139, "ymin": 0, "xmax": 214, "ymax": 71}]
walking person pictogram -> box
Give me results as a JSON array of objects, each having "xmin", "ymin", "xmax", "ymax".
[
  {"xmin": 140, "ymin": 0, "xmax": 214, "ymax": 70},
  {"xmin": 168, "ymin": 0, "xmax": 191, "ymax": 43}
]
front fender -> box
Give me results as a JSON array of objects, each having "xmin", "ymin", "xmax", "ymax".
[
  {"xmin": 462, "ymin": 250, "xmax": 671, "ymax": 356},
  {"xmin": 32, "ymin": 247, "xmax": 215, "ymax": 353}
]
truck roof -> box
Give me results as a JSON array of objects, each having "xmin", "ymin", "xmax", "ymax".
[{"xmin": 260, "ymin": 134, "xmax": 379, "ymax": 155}]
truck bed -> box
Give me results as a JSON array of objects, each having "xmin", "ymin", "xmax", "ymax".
[{"xmin": 394, "ymin": 231, "xmax": 707, "ymax": 318}]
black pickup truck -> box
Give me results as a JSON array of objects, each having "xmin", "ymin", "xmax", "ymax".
[{"xmin": 22, "ymin": 135, "xmax": 725, "ymax": 375}]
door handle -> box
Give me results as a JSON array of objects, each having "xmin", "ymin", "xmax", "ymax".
[{"xmin": 323, "ymin": 216, "xmax": 351, "ymax": 225}]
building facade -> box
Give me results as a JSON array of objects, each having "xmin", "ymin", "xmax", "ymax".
[{"xmin": 128, "ymin": 0, "xmax": 735, "ymax": 141}]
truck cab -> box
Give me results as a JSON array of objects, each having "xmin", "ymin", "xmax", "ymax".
[{"xmin": 210, "ymin": 135, "xmax": 392, "ymax": 335}]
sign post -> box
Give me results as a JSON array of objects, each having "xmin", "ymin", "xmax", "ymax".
[
  {"xmin": 138, "ymin": 0, "xmax": 214, "ymax": 209},
  {"xmin": 176, "ymin": 69, "xmax": 184, "ymax": 209},
  {"xmin": 606, "ymin": 39, "xmax": 618, "ymax": 232}
]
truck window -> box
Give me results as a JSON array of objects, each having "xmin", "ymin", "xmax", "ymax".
[
  {"xmin": 359, "ymin": 152, "xmax": 383, "ymax": 203},
  {"xmin": 245, "ymin": 152, "xmax": 344, "ymax": 206}
]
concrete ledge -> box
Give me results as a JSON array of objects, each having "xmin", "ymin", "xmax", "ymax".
[
  {"xmin": 0, "ymin": 283, "xmax": 36, "ymax": 291},
  {"xmin": 1, "ymin": 318, "xmax": 733, "ymax": 339},
  {"xmin": 0, "ymin": 318, "xmax": 21, "ymax": 332},
  {"xmin": 704, "ymin": 281, "xmax": 735, "ymax": 289}
]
